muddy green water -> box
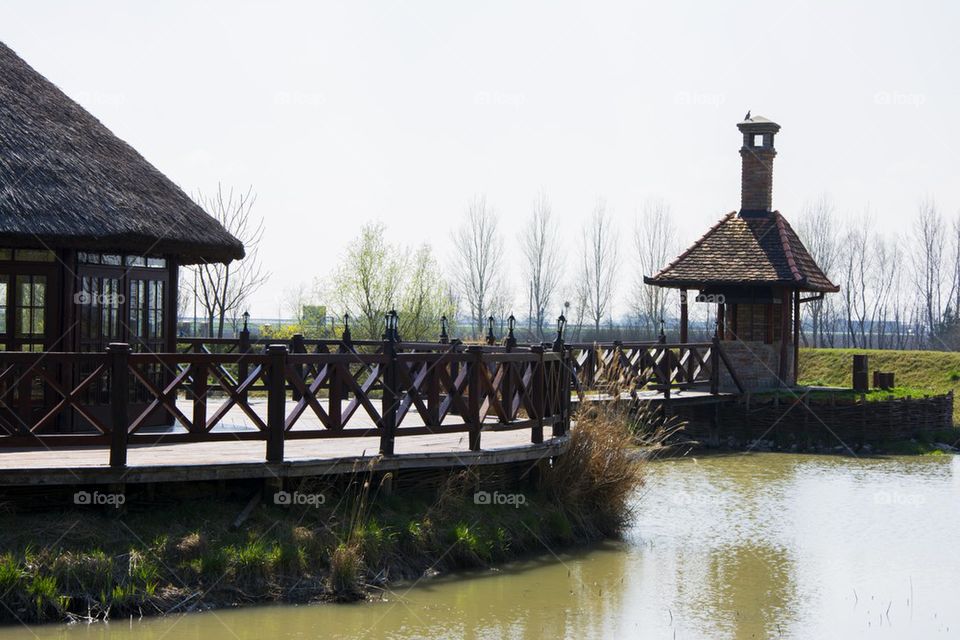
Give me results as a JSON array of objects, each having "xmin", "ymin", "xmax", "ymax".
[{"xmin": 6, "ymin": 453, "xmax": 959, "ymax": 639}]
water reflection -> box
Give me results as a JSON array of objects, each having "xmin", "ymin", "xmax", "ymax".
[{"xmin": 5, "ymin": 454, "xmax": 958, "ymax": 639}]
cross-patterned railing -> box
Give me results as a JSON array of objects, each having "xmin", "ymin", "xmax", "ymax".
[
  {"xmin": 0, "ymin": 331, "xmax": 741, "ymax": 467},
  {"xmin": 0, "ymin": 340, "xmax": 571, "ymax": 468}
]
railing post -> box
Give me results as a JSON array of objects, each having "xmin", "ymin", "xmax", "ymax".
[
  {"xmin": 238, "ymin": 323, "xmax": 251, "ymax": 405},
  {"xmin": 530, "ymin": 346, "xmax": 545, "ymax": 444},
  {"xmin": 266, "ymin": 344, "xmax": 287, "ymax": 463},
  {"xmin": 502, "ymin": 316, "xmax": 516, "ymax": 420},
  {"xmin": 467, "ymin": 345, "xmax": 483, "ymax": 451},
  {"xmin": 380, "ymin": 313, "xmax": 399, "ymax": 455},
  {"xmin": 191, "ymin": 341, "xmax": 207, "ymax": 433},
  {"xmin": 560, "ymin": 346, "xmax": 572, "ymax": 437},
  {"xmin": 586, "ymin": 345, "xmax": 596, "ymax": 389},
  {"xmin": 291, "ymin": 333, "xmax": 305, "ymax": 401},
  {"xmin": 108, "ymin": 343, "xmax": 131, "ymax": 469}
]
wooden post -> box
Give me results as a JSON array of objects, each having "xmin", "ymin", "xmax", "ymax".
[
  {"xmin": 679, "ymin": 288, "xmax": 689, "ymax": 343},
  {"xmin": 467, "ymin": 346, "xmax": 483, "ymax": 451},
  {"xmin": 793, "ymin": 289, "xmax": 801, "ymax": 385},
  {"xmin": 192, "ymin": 341, "xmax": 207, "ymax": 433},
  {"xmin": 779, "ymin": 288, "xmax": 791, "ymax": 386},
  {"xmin": 717, "ymin": 302, "xmax": 726, "ymax": 340},
  {"xmin": 710, "ymin": 333, "xmax": 720, "ymax": 395},
  {"xmin": 238, "ymin": 324, "xmax": 251, "ymax": 404},
  {"xmin": 290, "ymin": 334, "xmax": 305, "ymax": 401},
  {"xmin": 530, "ymin": 346, "xmax": 545, "ymax": 444},
  {"xmin": 380, "ymin": 336, "xmax": 398, "ymax": 455},
  {"xmin": 266, "ymin": 344, "xmax": 287, "ymax": 462},
  {"xmin": 108, "ymin": 343, "xmax": 131, "ymax": 469}
]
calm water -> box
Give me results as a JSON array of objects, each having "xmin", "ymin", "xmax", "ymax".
[{"xmin": 7, "ymin": 453, "xmax": 960, "ymax": 639}]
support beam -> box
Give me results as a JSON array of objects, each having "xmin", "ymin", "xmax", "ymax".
[
  {"xmin": 793, "ymin": 289, "xmax": 801, "ymax": 384},
  {"xmin": 778, "ymin": 289, "xmax": 791, "ymax": 386},
  {"xmin": 679, "ymin": 289, "xmax": 689, "ymax": 343}
]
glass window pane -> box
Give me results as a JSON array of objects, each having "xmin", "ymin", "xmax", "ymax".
[
  {"xmin": 147, "ymin": 257, "xmax": 166, "ymax": 268},
  {"xmin": 125, "ymin": 256, "xmax": 146, "ymax": 267},
  {"xmin": 0, "ymin": 249, "xmax": 12, "ymax": 261},
  {"xmin": 0, "ymin": 276, "xmax": 7, "ymax": 334},
  {"xmin": 102, "ymin": 254, "xmax": 121, "ymax": 266},
  {"xmin": 14, "ymin": 249, "xmax": 55, "ymax": 262}
]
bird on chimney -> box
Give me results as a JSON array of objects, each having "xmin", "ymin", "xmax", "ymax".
[{"xmin": 744, "ymin": 110, "xmax": 751, "ymax": 120}]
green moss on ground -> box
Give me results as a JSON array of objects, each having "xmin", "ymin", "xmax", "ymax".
[{"xmin": 799, "ymin": 347, "xmax": 960, "ymax": 422}]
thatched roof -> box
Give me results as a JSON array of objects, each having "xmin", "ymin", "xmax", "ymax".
[
  {"xmin": 645, "ymin": 211, "xmax": 839, "ymax": 293},
  {"xmin": 0, "ymin": 42, "xmax": 244, "ymax": 264}
]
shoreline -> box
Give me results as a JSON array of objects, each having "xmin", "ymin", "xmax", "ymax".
[{"xmin": 0, "ymin": 410, "xmax": 642, "ymax": 626}]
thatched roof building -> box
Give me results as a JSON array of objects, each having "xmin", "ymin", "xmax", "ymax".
[
  {"xmin": 0, "ymin": 41, "xmax": 243, "ymax": 264},
  {"xmin": 0, "ymin": 41, "xmax": 244, "ymax": 432}
]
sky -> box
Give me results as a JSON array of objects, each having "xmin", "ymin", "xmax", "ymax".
[{"xmin": 2, "ymin": 0, "xmax": 959, "ymax": 318}]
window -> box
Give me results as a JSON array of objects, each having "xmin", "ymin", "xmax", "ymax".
[
  {"xmin": 0, "ymin": 276, "xmax": 7, "ymax": 334},
  {"xmin": 753, "ymin": 134, "xmax": 764, "ymax": 147},
  {"xmin": 15, "ymin": 275, "xmax": 45, "ymax": 338}
]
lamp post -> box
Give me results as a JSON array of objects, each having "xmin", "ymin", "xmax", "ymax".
[
  {"xmin": 439, "ymin": 315, "xmax": 449, "ymax": 344},
  {"xmin": 485, "ymin": 315, "xmax": 496, "ymax": 346},
  {"xmin": 342, "ymin": 313, "xmax": 352, "ymax": 344},
  {"xmin": 505, "ymin": 314, "xmax": 517, "ymax": 350},
  {"xmin": 553, "ymin": 313, "xmax": 567, "ymax": 351}
]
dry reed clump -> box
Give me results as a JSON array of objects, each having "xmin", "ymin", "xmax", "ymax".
[
  {"xmin": 541, "ymin": 402, "xmax": 645, "ymax": 538},
  {"xmin": 326, "ymin": 543, "xmax": 365, "ymax": 601}
]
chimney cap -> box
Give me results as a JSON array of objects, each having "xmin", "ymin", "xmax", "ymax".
[{"xmin": 737, "ymin": 114, "xmax": 780, "ymax": 133}]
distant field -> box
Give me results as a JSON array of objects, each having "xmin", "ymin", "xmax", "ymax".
[{"xmin": 799, "ymin": 347, "xmax": 960, "ymax": 422}]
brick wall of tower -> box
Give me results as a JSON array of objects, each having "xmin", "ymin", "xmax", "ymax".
[{"xmin": 739, "ymin": 147, "xmax": 776, "ymax": 213}]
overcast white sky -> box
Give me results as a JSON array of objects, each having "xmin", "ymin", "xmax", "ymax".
[{"xmin": 2, "ymin": 0, "xmax": 959, "ymax": 318}]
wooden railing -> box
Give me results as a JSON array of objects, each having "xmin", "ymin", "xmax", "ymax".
[
  {"xmin": 0, "ymin": 332, "xmax": 742, "ymax": 466},
  {"xmin": 567, "ymin": 337, "xmax": 744, "ymax": 398},
  {"xmin": 0, "ymin": 341, "xmax": 571, "ymax": 468}
]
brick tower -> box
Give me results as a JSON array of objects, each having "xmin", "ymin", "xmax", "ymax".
[{"xmin": 737, "ymin": 115, "xmax": 781, "ymax": 216}]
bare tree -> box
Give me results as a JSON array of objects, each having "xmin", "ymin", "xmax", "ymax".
[
  {"xmin": 797, "ymin": 195, "xmax": 839, "ymax": 347},
  {"xmin": 631, "ymin": 197, "xmax": 677, "ymax": 338},
  {"xmin": 581, "ymin": 200, "xmax": 619, "ymax": 334},
  {"xmin": 452, "ymin": 195, "xmax": 505, "ymax": 338},
  {"xmin": 911, "ymin": 198, "xmax": 947, "ymax": 346},
  {"xmin": 281, "ymin": 282, "xmax": 313, "ymax": 325},
  {"xmin": 521, "ymin": 193, "xmax": 563, "ymax": 340},
  {"xmin": 185, "ymin": 185, "xmax": 269, "ymax": 338}
]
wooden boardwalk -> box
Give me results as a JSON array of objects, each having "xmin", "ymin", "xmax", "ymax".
[{"xmin": 0, "ymin": 397, "xmax": 568, "ymax": 486}]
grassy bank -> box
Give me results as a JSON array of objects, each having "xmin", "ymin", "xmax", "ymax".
[
  {"xmin": 799, "ymin": 347, "xmax": 960, "ymax": 422},
  {"xmin": 0, "ymin": 411, "xmax": 642, "ymax": 625}
]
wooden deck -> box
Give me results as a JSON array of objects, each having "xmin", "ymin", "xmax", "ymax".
[
  {"xmin": 0, "ymin": 397, "xmax": 568, "ymax": 486},
  {"xmin": 0, "ymin": 337, "xmax": 744, "ymax": 488}
]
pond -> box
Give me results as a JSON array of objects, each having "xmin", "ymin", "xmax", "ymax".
[{"xmin": 6, "ymin": 453, "xmax": 959, "ymax": 639}]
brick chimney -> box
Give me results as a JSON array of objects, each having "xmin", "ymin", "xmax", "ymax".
[{"xmin": 737, "ymin": 115, "xmax": 781, "ymax": 217}]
